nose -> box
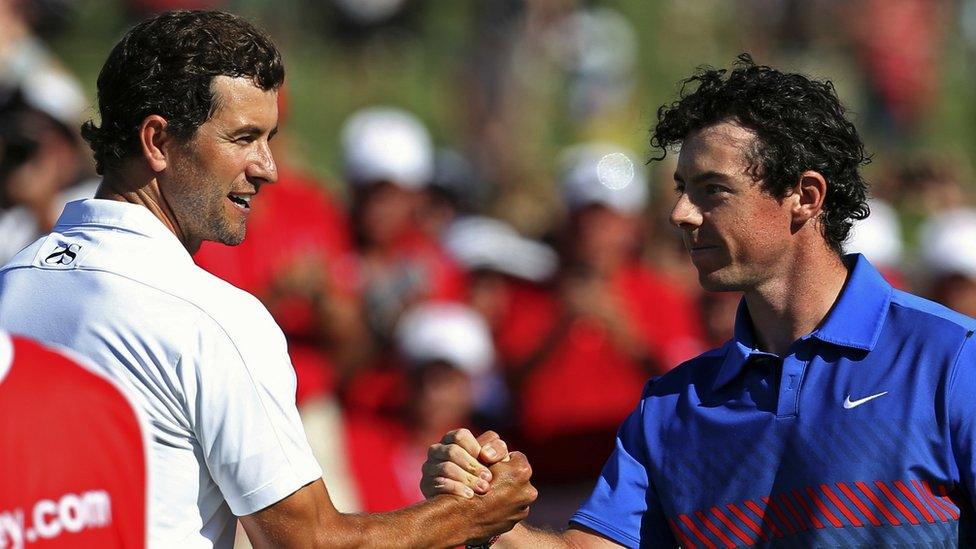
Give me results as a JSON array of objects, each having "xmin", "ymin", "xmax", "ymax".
[
  {"xmin": 248, "ymin": 141, "xmax": 278, "ymax": 185},
  {"xmin": 670, "ymin": 192, "xmax": 702, "ymax": 231}
]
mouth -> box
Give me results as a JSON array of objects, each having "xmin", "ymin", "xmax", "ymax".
[{"xmin": 227, "ymin": 192, "xmax": 253, "ymax": 212}]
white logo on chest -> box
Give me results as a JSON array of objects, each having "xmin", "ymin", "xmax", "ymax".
[{"xmin": 843, "ymin": 391, "xmax": 888, "ymax": 409}]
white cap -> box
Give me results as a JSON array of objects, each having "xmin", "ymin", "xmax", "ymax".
[
  {"xmin": 919, "ymin": 208, "xmax": 976, "ymax": 279},
  {"xmin": 340, "ymin": 106, "xmax": 433, "ymax": 189},
  {"xmin": 558, "ymin": 142, "xmax": 648, "ymax": 213},
  {"xmin": 0, "ymin": 38, "xmax": 86, "ymax": 130},
  {"xmin": 442, "ymin": 216, "xmax": 558, "ymax": 283},
  {"xmin": 395, "ymin": 302, "xmax": 494, "ymax": 377},
  {"xmin": 846, "ymin": 199, "xmax": 903, "ymax": 268}
]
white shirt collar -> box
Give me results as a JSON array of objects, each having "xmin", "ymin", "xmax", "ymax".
[{"xmin": 55, "ymin": 199, "xmax": 193, "ymax": 262}]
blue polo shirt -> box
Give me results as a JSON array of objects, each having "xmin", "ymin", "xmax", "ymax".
[{"xmin": 570, "ymin": 255, "xmax": 976, "ymax": 548}]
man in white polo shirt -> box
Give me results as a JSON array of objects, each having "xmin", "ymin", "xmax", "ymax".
[{"xmin": 0, "ymin": 10, "xmax": 535, "ymax": 549}]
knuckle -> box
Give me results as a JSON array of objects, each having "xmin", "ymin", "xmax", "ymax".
[
  {"xmin": 514, "ymin": 460, "xmax": 531, "ymax": 479},
  {"xmin": 477, "ymin": 430, "xmax": 499, "ymax": 443},
  {"xmin": 432, "ymin": 462, "xmax": 450, "ymax": 477},
  {"xmin": 442, "ymin": 429, "xmax": 460, "ymax": 443}
]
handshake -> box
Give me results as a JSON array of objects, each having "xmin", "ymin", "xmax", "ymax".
[{"xmin": 420, "ymin": 429, "xmax": 537, "ymax": 547}]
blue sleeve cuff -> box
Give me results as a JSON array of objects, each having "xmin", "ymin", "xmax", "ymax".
[{"xmin": 569, "ymin": 511, "xmax": 641, "ymax": 549}]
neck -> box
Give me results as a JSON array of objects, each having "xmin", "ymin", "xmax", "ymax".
[
  {"xmin": 742, "ymin": 245, "xmax": 849, "ymax": 356},
  {"xmin": 95, "ymin": 168, "xmax": 199, "ymax": 253}
]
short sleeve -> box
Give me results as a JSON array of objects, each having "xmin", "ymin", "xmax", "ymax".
[
  {"xmin": 187, "ymin": 311, "xmax": 322, "ymax": 516},
  {"xmin": 569, "ymin": 385, "xmax": 676, "ymax": 548},
  {"xmin": 947, "ymin": 332, "xmax": 976, "ymax": 523}
]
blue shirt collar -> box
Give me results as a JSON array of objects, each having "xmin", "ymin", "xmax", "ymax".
[{"xmin": 712, "ymin": 254, "xmax": 892, "ymax": 390}]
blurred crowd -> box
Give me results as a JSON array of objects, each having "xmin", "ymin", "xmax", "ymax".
[{"xmin": 4, "ymin": 0, "xmax": 976, "ymax": 533}]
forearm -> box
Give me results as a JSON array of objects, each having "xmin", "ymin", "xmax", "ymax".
[
  {"xmin": 312, "ymin": 496, "xmax": 488, "ymax": 549},
  {"xmin": 495, "ymin": 523, "xmax": 620, "ymax": 549},
  {"xmin": 494, "ymin": 523, "xmax": 571, "ymax": 549}
]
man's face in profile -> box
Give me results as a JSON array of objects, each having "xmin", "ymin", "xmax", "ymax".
[
  {"xmin": 670, "ymin": 121, "xmax": 795, "ymax": 292},
  {"xmin": 164, "ymin": 75, "xmax": 279, "ymax": 249}
]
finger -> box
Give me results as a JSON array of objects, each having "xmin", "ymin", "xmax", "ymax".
[
  {"xmin": 442, "ymin": 428, "xmax": 481, "ymax": 459},
  {"xmin": 420, "ymin": 460, "xmax": 478, "ymax": 499},
  {"xmin": 423, "ymin": 476, "xmax": 476, "ymax": 499},
  {"xmin": 478, "ymin": 431, "xmax": 508, "ymax": 465},
  {"xmin": 429, "ymin": 443, "xmax": 492, "ymax": 483},
  {"xmin": 433, "ymin": 461, "xmax": 490, "ymax": 494}
]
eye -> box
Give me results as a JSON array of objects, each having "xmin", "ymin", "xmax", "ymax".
[
  {"xmin": 234, "ymin": 134, "xmax": 257, "ymax": 145},
  {"xmin": 705, "ymin": 184, "xmax": 728, "ymax": 195}
]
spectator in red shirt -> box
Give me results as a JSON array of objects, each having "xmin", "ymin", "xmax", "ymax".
[
  {"xmin": 492, "ymin": 143, "xmax": 705, "ymax": 525},
  {"xmin": 341, "ymin": 302, "xmax": 495, "ymax": 512},
  {"xmin": 0, "ymin": 330, "xmax": 148, "ymax": 548},
  {"xmin": 338, "ymin": 107, "xmax": 467, "ymax": 415}
]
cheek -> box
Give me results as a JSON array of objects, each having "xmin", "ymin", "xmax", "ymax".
[{"xmin": 724, "ymin": 204, "xmax": 792, "ymax": 255}]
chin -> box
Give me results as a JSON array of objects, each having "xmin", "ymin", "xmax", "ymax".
[
  {"xmin": 697, "ymin": 269, "xmax": 747, "ymax": 293},
  {"xmin": 211, "ymin": 225, "xmax": 247, "ymax": 247},
  {"xmin": 221, "ymin": 231, "xmax": 246, "ymax": 247}
]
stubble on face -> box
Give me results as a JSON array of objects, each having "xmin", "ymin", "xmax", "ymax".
[
  {"xmin": 167, "ymin": 139, "xmax": 247, "ymax": 248},
  {"xmin": 160, "ymin": 76, "xmax": 278, "ymax": 251}
]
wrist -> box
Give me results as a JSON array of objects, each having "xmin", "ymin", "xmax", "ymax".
[{"xmin": 465, "ymin": 534, "xmax": 500, "ymax": 549}]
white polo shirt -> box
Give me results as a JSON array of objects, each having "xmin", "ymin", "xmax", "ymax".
[{"xmin": 0, "ymin": 199, "xmax": 323, "ymax": 548}]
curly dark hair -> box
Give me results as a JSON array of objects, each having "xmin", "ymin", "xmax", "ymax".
[
  {"xmin": 652, "ymin": 54, "xmax": 870, "ymax": 253},
  {"xmin": 81, "ymin": 10, "xmax": 284, "ymax": 174}
]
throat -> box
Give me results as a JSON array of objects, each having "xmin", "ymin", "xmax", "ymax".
[{"xmin": 745, "ymin": 257, "xmax": 850, "ymax": 355}]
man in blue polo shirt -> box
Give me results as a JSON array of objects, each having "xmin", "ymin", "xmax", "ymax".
[{"xmin": 419, "ymin": 54, "xmax": 976, "ymax": 548}]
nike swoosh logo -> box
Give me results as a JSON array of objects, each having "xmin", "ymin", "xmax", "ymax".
[{"xmin": 843, "ymin": 391, "xmax": 888, "ymax": 409}]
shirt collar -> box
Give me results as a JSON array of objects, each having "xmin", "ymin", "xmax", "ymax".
[
  {"xmin": 712, "ymin": 254, "xmax": 892, "ymax": 391},
  {"xmin": 54, "ymin": 199, "xmax": 192, "ymax": 261}
]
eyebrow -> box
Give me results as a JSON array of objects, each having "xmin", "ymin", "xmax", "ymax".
[{"xmin": 673, "ymin": 170, "xmax": 727, "ymax": 185}]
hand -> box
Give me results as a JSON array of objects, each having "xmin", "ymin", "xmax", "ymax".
[
  {"xmin": 421, "ymin": 429, "xmax": 536, "ymax": 545},
  {"xmin": 421, "ymin": 429, "xmax": 511, "ymax": 498},
  {"xmin": 459, "ymin": 450, "xmax": 537, "ymax": 544}
]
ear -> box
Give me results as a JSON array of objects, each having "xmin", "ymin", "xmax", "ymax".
[
  {"xmin": 790, "ymin": 170, "xmax": 827, "ymax": 225},
  {"xmin": 138, "ymin": 115, "xmax": 173, "ymax": 173}
]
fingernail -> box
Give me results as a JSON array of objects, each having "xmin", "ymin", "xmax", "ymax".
[
  {"xmin": 483, "ymin": 446, "xmax": 497, "ymax": 459},
  {"xmin": 479, "ymin": 469, "xmax": 492, "ymax": 482},
  {"xmin": 476, "ymin": 480, "xmax": 489, "ymax": 492},
  {"xmin": 464, "ymin": 488, "xmax": 474, "ymax": 498}
]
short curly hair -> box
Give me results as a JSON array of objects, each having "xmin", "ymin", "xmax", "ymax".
[
  {"xmin": 652, "ymin": 54, "xmax": 870, "ymax": 253},
  {"xmin": 81, "ymin": 10, "xmax": 284, "ymax": 174}
]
